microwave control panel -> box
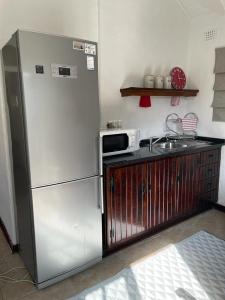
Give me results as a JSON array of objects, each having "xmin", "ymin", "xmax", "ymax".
[{"xmin": 129, "ymin": 134, "xmax": 137, "ymax": 148}]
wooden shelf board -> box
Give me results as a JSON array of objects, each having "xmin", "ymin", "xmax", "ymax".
[{"xmin": 120, "ymin": 87, "xmax": 199, "ymax": 98}]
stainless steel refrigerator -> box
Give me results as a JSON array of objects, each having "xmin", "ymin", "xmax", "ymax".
[{"xmin": 2, "ymin": 30, "xmax": 103, "ymax": 288}]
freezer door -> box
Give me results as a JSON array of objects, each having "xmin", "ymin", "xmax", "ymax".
[
  {"xmin": 32, "ymin": 176, "xmax": 102, "ymax": 284},
  {"xmin": 17, "ymin": 31, "xmax": 100, "ymax": 187}
]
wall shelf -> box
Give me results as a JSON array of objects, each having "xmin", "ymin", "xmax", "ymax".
[{"xmin": 120, "ymin": 87, "xmax": 199, "ymax": 98}]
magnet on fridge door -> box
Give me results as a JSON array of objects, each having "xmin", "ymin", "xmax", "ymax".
[
  {"xmin": 87, "ymin": 56, "xmax": 95, "ymax": 70},
  {"xmin": 85, "ymin": 43, "xmax": 96, "ymax": 55}
]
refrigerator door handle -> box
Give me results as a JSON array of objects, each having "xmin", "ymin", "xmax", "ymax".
[
  {"xmin": 99, "ymin": 176, "xmax": 104, "ymax": 214},
  {"xmin": 99, "ymin": 134, "xmax": 103, "ymax": 176}
]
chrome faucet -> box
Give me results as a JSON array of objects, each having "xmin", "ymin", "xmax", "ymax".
[{"xmin": 149, "ymin": 135, "xmax": 166, "ymax": 152}]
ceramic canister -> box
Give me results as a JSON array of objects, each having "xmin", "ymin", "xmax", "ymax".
[
  {"xmin": 144, "ymin": 75, "xmax": 154, "ymax": 88},
  {"xmin": 164, "ymin": 75, "xmax": 172, "ymax": 89},
  {"xmin": 155, "ymin": 75, "xmax": 164, "ymax": 89}
]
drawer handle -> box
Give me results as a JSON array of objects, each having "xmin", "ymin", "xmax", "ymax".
[
  {"xmin": 208, "ymin": 168, "xmax": 213, "ymax": 173},
  {"xmin": 207, "ymin": 183, "xmax": 212, "ymax": 189},
  {"xmin": 208, "ymin": 154, "xmax": 214, "ymax": 158}
]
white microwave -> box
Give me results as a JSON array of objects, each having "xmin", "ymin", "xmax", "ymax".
[{"xmin": 100, "ymin": 129, "xmax": 139, "ymax": 157}]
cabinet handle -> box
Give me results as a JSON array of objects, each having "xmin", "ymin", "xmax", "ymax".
[
  {"xmin": 208, "ymin": 168, "xmax": 213, "ymax": 174},
  {"xmin": 208, "ymin": 154, "xmax": 214, "ymax": 158},
  {"xmin": 142, "ymin": 183, "xmax": 146, "ymax": 196},
  {"xmin": 111, "ymin": 177, "xmax": 115, "ymax": 193},
  {"xmin": 110, "ymin": 229, "xmax": 115, "ymax": 239}
]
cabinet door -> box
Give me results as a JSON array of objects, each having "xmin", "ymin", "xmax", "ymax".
[
  {"xmin": 147, "ymin": 153, "xmax": 201, "ymax": 229},
  {"xmin": 178, "ymin": 153, "xmax": 201, "ymax": 215},
  {"xmin": 148, "ymin": 157, "xmax": 180, "ymax": 228},
  {"xmin": 106, "ymin": 163, "xmax": 148, "ymax": 248},
  {"xmin": 168, "ymin": 157, "xmax": 180, "ymax": 221},
  {"xmin": 128, "ymin": 163, "xmax": 148, "ymax": 236}
]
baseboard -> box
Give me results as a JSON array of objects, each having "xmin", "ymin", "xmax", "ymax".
[
  {"xmin": 0, "ymin": 217, "xmax": 19, "ymax": 253},
  {"xmin": 213, "ymin": 203, "xmax": 225, "ymax": 213}
]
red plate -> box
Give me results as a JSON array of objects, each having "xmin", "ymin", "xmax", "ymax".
[{"xmin": 170, "ymin": 67, "xmax": 186, "ymax": 90}]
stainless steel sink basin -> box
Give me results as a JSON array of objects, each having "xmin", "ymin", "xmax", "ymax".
[
  {"xmin": 184, "ymin": 140, "xmax": 211, "ymax": 147},
  {"xmin": 156, "ymin": 141, "xmax": 188, "ymax": 150},
  {"xmin": 155, "ymin": 139, "xmax": 212, "ymax": 151}
]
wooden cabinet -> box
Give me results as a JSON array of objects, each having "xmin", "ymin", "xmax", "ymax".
[
  {"xmin": 105, "ymin": 163, "xmax": 148, "ymax": 248},
  {"xmin": 103, "ymin": 148, "xmax": 221, "ymax": 252}
]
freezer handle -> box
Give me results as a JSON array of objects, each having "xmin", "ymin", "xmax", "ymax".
[
  {"xmin": 99, "ymin": 136, "xmax": 103, "ymax": 176},
  {"xmin": 99, "ymin": 176, "xmax": 104, "ymax": 214}
]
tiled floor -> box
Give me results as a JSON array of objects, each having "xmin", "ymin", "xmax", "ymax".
[{"xmin": 0, "ymin": 209, "xmax": 224, "ymax": 300}]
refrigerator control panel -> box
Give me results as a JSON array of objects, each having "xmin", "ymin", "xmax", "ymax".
[{"xmin": 51, "ymin": 64, "xmax": 77, "ymax": 79}]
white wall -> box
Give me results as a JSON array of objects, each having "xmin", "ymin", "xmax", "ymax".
[
  {"xmin": 187, "ymin": 15, "xmax": 225, "ymax": 206},
  {"xmin": 0, "ymin": 0, "xmax": 98, "ymax": 46},
  {"xmin": 0, "ymin": 0, "xmax": 98, "ymax": 244},
  {"xmin": 99, "ymin": 0, "xmax": 191, "ymax": 138}
]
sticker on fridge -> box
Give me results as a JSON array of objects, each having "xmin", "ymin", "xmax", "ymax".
[
  {"xmin": 73, "ymin": 41, "xmax": 85, "ymax": 51},
  {"xmin": 87, "ymin": 56, "xmax": 95, "ymax": 70},
  {"xmin": 85, "ymin": 43, "xmax": 96, "ymax": 55}
]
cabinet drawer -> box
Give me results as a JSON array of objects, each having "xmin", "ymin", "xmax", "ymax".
[
  {"xmin": 200, "ymin": 177, "xmax": 218, "ymax": 194},
  {"xmin": 200, "ymin": 149, "xmax": 220, "ymax": 165},
  {"xmin": 200, "ymin": 190, "xmax": 218, "ymax": 204},
  {"xmin": 199, "ymin": 163, "xmax": 220, "ymax": 179}
]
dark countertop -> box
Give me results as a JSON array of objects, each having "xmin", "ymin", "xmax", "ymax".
[{"xmin": 103, "ymin": 136, "xmax": 225, "ymax": 168}]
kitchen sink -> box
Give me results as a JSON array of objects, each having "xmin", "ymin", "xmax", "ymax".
[
  {"xmin": 184, "ymin": 140, "xmax": 211, "ymax": 147},
  {"xmin": 156, "ymin": 141, "xmax": 188, "ymax": 150},
  {"xmin": 155, "ymin": 139, "xmax": 212, "ymax": 151}
]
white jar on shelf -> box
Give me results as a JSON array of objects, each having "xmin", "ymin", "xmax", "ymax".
[
  {"xmin": 164, "ymin": 75, "xmax": 172, "ymax": 89},
  {"xmin": 144, "ymin": 75, "xmax": 154, "ymax": 88},
  {"xmin": 155, "ymin": 75, "xmax": 164, "ymax": 89}
]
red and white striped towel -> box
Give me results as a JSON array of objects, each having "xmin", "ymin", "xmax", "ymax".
[{"xmin": 182, "ymin": 117, "xmax": 198, "ymax": 131}]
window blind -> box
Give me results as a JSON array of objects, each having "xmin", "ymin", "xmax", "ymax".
[
  {"xmin": 212, "ymin": 47, "xmax": 225, "ymax": 121},
  {"xmin": 214, "ymin": 48, "xmax": 225, "ymax": 73}
]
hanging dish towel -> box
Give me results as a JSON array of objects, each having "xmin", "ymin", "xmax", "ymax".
[
  {"xmin": 171, "ymin": 96, "xmax": 181, "ymax": 106},
  {"xmin": 139, "ymin": 96, "xmax": 151, "ymax": 108},
  {"xmin": 182, "ymin": 117, "xmax": 198, "ymax": 131}
]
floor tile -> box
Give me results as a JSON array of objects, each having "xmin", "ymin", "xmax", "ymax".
[
  {"xmin": 1, "ymin": 280, "xmax": 36, "ymax": 300},
  {"xmin": 21, "ymin": 279, "xmax": 76, "ymax": 300}
]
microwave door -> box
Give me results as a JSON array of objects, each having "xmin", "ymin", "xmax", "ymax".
[{"xmin": 103, "ymin": 134, "xmax": 129, "ymax": 154}]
